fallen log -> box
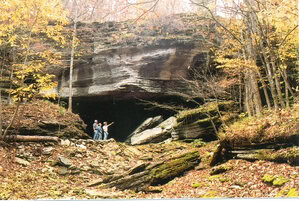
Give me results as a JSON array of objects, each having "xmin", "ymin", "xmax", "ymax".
[
  {"xmin": 230, "ymin": 149, "xmax": 274, "ymax": 154},
  {"xmin": 235, "ymin": 153, "xmax": 260, "ymax": 160},
  {"xmin": 211, "ymin": 135, "xmax": 299, "ymax": 166},
  {"xmin": 0, "ymin": 135, "xmax": 59, "ymax": 142},
  {"xmin": 88, "ymin": 150, "xmax": 200, "ymax": 191},
  {"xmin": 232, "ymin": 147, "xmax": 299, "ymax": 166}
]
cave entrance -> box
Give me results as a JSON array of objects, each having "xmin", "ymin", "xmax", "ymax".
[{"xmin": 72, "ymin": 97, "xmax": 178, "ymax": 142}]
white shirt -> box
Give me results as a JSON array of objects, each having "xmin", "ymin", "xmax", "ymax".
[{"xmin": 103, "ymin": 125, "xmax": 108, "ymax": 132}]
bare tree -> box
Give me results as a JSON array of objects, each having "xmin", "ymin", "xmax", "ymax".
[{"xmin": 64, "ymin": 0, "xmax": 105, "ymax": 112}]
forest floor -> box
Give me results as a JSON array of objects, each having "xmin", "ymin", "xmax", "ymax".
[
  {"xmin": 134, "ymin": 159, "xmax": 298, "ymax": 198},
  {"xmin": 0, "ymin": 103, "xmax": 298, "ymax": 199},
  {"xmin": 0, "ymin": 138, "xmax": 298, "ymax": 199}
]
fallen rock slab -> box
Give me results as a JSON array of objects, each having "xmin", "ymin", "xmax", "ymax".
[
  {"xmin": 90, "ymin": 150, "xmax": 200, "ymax": 191},
  {"xmin": 127, "ymin": 116, "xmax": 164, "ymax": 143},
  {"xmin": 15, "ymin": 157, "xmax": 30, "ymax": 166},
  {"xmin": 130, "ymin": 127, "xmax": 168, "ymax": 145}
]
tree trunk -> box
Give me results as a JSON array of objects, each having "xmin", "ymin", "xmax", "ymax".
[
  {"xmin": 270, "ymin": 58, "xmax": 285, "ymax": 108},
  {"xmin": 68, "ymin": 1, "xmax": 78, "ymax": 112},
  {"xmin": 243, "ymin": 11, "xmax": 263, "ymax": 115},
  {"xmin": 258, "ymin": 42, "xmax": 279, "ymax": 110},
  {"xmin": 249, "ymin": 70, "xmax": 263, "ymax": 115},
  {"xmin": 264, "ymin": 30, "xmax": 285, "ymax": 108},
  {"xmin": 285, "ymin": 76, "xmax": 289, "ymax": 108},
  {"xmin": 7, "ymin": 52, "xmax": 15, "ymax": 104},
  {"xmin": 253, "ymin": 14, "xmax": 280, "ymax": 111},
  {"xmin": 0, "ymin": 51, "xmax": 4, "ymax": 78},
  {"xmin": 244, "ymin": 75, "xmax": 253, "ymax": 116},
  {"xmin": 6, "ymin": 48, "xmax": 15, "ymax": 104},
  {"xmin": 231, "ymin": 147, "xmax": 298, "ymax": 166},
  {"xmin": 281, "ymin": 68, "xmax": 295, "ymax": 98},
  {"xmin": 256, "ymin": 61, "xmax": 271, "ymax": 110},
  {"xmin": 0, "ymin": 135, "xmax": 59, "ymax": 142},
  {"xmin": 3, "ymin": 99, "xmax": 21, "ymax": 138},
  {"xmin": 239, "ymin": 74, "xmax": 243, "ymax": 112},
  {"xmin": 0, "ymin": 88, "xmax": 2, "ymax": 136}
]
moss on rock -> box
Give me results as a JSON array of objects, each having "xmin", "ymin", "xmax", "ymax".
[
  {"xmin": 219, "ymin": 104, "xmax": 299, "ymax": 149},
  {"xmin": 262, "ymin": 174, "xmax": 276, "ymax": 183},
  {"xmin": 176, "ymin": 101, "xmax": 234, "ymax": 124},
  {"xmin": 174, "ymin": 101, "xmax": 236, "ymax": 140},
  {"xmin": 201, "ymin": 190, "xmax": 218, "ymax": 198},
  {"xmin": 262, "ymin": 174, "xmax": 289, "ymax": 186},
  {"xmin": 210, "ymin": 164, "xmax": 232, "ymax": 175},
  {"xmin": 256, "ymin": 147, "xmax": 299, "ymax": 165},
  {"xmin": 273, "ymin": 176, "xmax": 289, "ymax": 186},
  {"xmin": 150, "ymin": 151, "xmax": 200, "ymax": 184},
  {"xmin": 191, "ymin": 183, "xmax": 202, "ymax": 188},
  {"xmin": 287, "ymin": 188, "xmax": 298, "ymax": 197},
  {"xmin": 275, "ymin": 187, "xmax": 298, "ymax": 197},
  {"xmin": 192, "ymin": 139, "xmax": 207, "ymax": 148}
]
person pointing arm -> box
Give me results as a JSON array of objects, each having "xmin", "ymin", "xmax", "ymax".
[{"xmin": 103, "ymin": 121, "xmax": 114, "ymax": 140}]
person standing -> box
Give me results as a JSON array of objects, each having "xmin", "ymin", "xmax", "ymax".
[
  {"xmin": 96, "ymin": 122, "xmax": 103, "ymax": 140},
  {"xmin": 93, "ymin": 120, "xmax": 99, "ymax": 140},
  {"xmin": 103, "ymin": 121, "xmax": 114, "ymax": 140}
]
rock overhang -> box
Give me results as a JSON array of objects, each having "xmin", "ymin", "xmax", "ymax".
[
  {"xmin": 51, "ymin": 14, "xmax": 213, "ymax": 140},
  {"xmin": 55, "ymin": 14, "xmax": 213, "ymax": 101},
  {"xmin": 56, "ymin": 42, "xmax": 207, "ymax": 100}
]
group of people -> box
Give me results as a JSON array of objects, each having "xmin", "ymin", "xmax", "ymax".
[{"xmin": 93, "ymin": 120, "xmax": 114, "ymax": 140}]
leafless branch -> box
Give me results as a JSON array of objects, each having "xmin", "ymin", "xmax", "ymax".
[
  {"xmin": 136, "ymin": 97, "xmax": 185, "ymax": 112},
  {"xmin": 189, "ymin": 0, "xmax": 244, "ymax": 46}
]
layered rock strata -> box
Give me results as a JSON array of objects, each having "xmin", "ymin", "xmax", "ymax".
[{"xmin": 55, "ymin": 14, "xmax": 212, "ymax": 100}]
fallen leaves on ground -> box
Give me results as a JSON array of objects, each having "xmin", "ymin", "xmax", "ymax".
[{"xmin": 0, "ymin": 139, "xmax": 298, "ymax": 199}]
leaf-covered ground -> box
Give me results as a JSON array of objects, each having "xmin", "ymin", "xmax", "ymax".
[
  {"xmin": 0, "ymin": 139, "xmax": 298, "ymax": 199},
  {"xmin": 0, "ymin": 102, "xmax": 298, "ymax": 199},
  {"xmin": 2, "ymin": 100, "xmax": 88, "ymax": 139},
  {"xmin": 134, "ymin": 159, "xmax": 298, "ymax": 198},
  {"xmin": 219, "ymin": 103, "xmax": 299, "ymax": 148}
]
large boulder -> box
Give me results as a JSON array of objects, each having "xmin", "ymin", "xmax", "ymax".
[
  {"xmin": 126, "ymin": 115, "xmax": 163, "ymax": 143},
  {"xmin": 130, "ymin": 116, "xmax": 177, "ymax": 145},
  {"xmin": 128, "ymin": 101, "xmax": 237, "ymax": 145},
  {"xmin": 130, "ymin": 128, "xmax": 168, "ymax": 145},
  {"xmin": 174, "ymin": 101, "xmax": 237, "ymax": 140}
]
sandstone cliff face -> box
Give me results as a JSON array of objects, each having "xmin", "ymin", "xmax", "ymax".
[{"xmin": 55, "ymin": 14, "xmax": 212, "ymax": 100}]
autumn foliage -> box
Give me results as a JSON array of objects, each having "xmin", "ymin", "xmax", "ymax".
[
  {"xmin": 0, "ymin": 0, "xmax": 68, "ymax": 137},
  {"xmin": 208, "ymin": 0, "xmax": 298, "ymax": 115}
]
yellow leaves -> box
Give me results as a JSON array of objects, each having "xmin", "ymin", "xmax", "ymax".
[
  {"xmin": 0, "ymin": 0, "xmax": 68, "ymax": 103},
  {"xmin": 44, "ymin": 93, "xmax": 57, "ymax": 100},
  {"xmin": 212, "ymin": 0, "xmax": 298, "ymax": 78},
  {"xmin": 9, "ymin": 69, "xmax": 57, "ymax": 101},
  {"xmin": 216, "ymin": 57, "xmax": 258, "ymax": 71},
  {"xmin": 9, "ymin": 59, "xmax": 57, "ymax": 101},
  {"xmin": 0, "ymin": 0, "xmax": 68, "ymax": 47}
]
